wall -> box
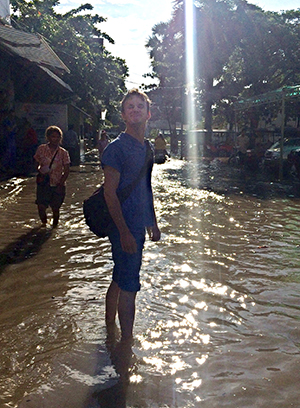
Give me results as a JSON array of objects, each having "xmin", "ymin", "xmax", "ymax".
[{"xmin": 15, "ymin": 102, "xmax": 68, "ymax": 144}]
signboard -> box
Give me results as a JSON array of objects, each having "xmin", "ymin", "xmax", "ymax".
[{"xmin": 15, "ymin": 103, "xmax": 68, "ymax": 144}]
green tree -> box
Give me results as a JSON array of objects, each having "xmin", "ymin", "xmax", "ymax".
[
  {"xmin": 10, "ymin": 0, "xmax": 128, "ymax": 126},
  {"xmin": 228, "ymin": 7, "xmax": 300, "ymax": 127},
  {"xmin": 146, "ymin": 0, "xmax": 300, "ymax": 133},
  {"xmin": 145, "ymin": 20, "xmax": 185, "ymax": 143},
  {"xmin": 146, "ymin": 0, "xmax": 243, "ymax": 133}
]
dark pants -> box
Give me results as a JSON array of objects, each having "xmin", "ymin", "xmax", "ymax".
[{"xmin": 36, "ymin": 184, "xmax": 66, "ymax": 209}]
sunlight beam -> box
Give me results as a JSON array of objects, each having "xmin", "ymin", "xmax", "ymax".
[{"xmin": 185, "ymin": 0, "xmax": 199, "ymax": 185}]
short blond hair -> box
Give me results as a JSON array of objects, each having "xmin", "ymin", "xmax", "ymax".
[
  {"xmin": 45, "ymin": 126, "xmax": 63, "ymax": 141},
  {"xmin": 121, "ymin": 88, "xmax": 151, "ymax": 114}
]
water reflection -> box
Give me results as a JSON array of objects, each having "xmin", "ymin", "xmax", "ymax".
[
  {"xmin": 86, "ymin": 327, "xmax": 134, "ymax": 408},
  {"xmin": 1, "ymin": 159, "xmax": 300, "ymax": 407}
]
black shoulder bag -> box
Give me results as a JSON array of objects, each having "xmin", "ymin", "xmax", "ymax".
[
  {"xmin": 36, "ymin": 148, "xmax": 59, "ymax": 186},
  {"xmin": 83, "ymin": 140, "xmax": 153, "ymax": 238}
]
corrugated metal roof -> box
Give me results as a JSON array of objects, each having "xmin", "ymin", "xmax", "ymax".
[
  {"xmin": 234, "ymin": 86, "xmax": 300, "ymax": 110},
  {"xmin": 0, "ymin": 25, "xmax": 69, "ymax": 73},
  {"xmin": 70, "ymin": 103, "xmax": 91, "ymax": 117}
]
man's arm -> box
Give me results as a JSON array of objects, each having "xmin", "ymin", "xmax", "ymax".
[
  {"xmin": 147, "ymin": 213, "xmax": 161, "ymax": 242},
  {"xmin": 103, "ymin": 165, "xmax": 137, "ymax": 254},
  {"xmin": 147, "ymin": 186, "xmax": 161, "ymax": 242}
]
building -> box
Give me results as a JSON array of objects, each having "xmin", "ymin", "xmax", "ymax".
[{"xmin": 0, "ymin": 0, "xmax": 82, "ymax": 173}]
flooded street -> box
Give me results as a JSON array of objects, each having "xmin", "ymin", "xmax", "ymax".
[{"xmin": 0, "ymin": 158, "xmax": 300, "ymax": 408}]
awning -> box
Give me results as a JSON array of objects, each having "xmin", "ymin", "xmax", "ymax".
[
  {"xmin": 0, "ymin": 24, "xmax": 69, "ymax": 74},
  {"xmin": 39, "ymin": 65, "xmax": 72, "ymax": 93},
  {"xmin": 233, "ymin": 86, "xmax": 300, "ymax": 110},
  {"xmin": 0, "ymin": 24, "xmax": 72, "ymax": 96},
  {"xmin": 70, "ymin": 103, "xmax": 91, "ymax": 118}
]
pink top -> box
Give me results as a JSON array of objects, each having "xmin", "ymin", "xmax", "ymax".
[{"xmin": 34, "ymin": 144, "xmax": 70, "ymax": 186}]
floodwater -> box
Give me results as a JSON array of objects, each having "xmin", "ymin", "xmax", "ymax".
[{"xmin": 0, "ymin": 158, "xmax": 300, "ymax": 408}]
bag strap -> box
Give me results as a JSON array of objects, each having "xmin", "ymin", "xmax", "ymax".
[
  {"xmin": 49, "ymin": 148, "xmax": 59, "ymax": 169},
  {"xmin": 117, "ymin": 139, "xmax": 153, "ymax": 203}
]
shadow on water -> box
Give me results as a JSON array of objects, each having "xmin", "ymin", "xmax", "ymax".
[
  {"xmin": 0, "ymin": 226, "xmax": 52, "ymax": 273},
  {"xmin": 84, "ymin": 326, "xmax": 135, "ymax": 408}
]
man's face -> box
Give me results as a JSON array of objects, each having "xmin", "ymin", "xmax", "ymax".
[{"xmin": 122, "ymin": 95, "xmax": 151, "ymax": 126}]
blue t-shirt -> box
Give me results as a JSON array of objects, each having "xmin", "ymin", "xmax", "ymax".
[{"xmin": 101, "ymin": 132, "xmax": 155, "ymax": 233}]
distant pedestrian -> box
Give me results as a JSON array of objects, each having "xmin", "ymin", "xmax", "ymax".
[
  {"xmin": 97, "ymin": 129, "xmax": 109, "ymax": 161},
  {"xmin": 34, "ymin": 126, "xmax": 70, "ymax": 228},
  {"xmin": 63, "ymin": 124, "xmax": 80, "ymax": 166},
  {"xmin": 236, "ymin": 128, "xmax": 250, "ymax": 164},
  {"xmin": 1, "ymin": 109, "xmax": 17, "ymax": 172},
  {"xmin": 22, "ymin": 119, "xmax": 38, "ymax": 171},
  {"xmin": 154, "ymin": 132, "xmax": 169, "ymax": 163}
]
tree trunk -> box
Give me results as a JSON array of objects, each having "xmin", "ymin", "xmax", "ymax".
[{"xmin": 204, "ymin": 77, "xmax": 213, "ymax": 146}]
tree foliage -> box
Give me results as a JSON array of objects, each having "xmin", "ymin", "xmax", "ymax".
[
  {"xmin": 10, "ymin": 0, "xmax": 128, "ymax": 125},
  {"xmin": 145, "ymin": 20, "xmax": 185, "ymax": 135},
  {"xmin": 146, "ymin": 0, "xmax": 300, "ymax": 131}
]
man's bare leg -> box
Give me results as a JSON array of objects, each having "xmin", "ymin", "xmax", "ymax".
[
  {"xmin": 118, "ymin": 289, "xmax": 137, "ymax": 342},
  {"xmin": 105, "ymin": 281, "xmax": 120, "ymax": 326}
]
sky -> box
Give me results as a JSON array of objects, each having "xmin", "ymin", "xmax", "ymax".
[{"xmin": 57, "ymin": 0, "xmax": 300, "ymax": 89}]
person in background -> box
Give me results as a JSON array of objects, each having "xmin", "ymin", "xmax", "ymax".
[
  {"xmin": 101, "ymin": 89, "xmax": 161, "ymax": 344},
  {"xmin": 63, "ymin": 124, "xmax": 80, "ymax": 166},
  {"xmin": 1, "ymin": 109, "xmax": 17, "ymax": 172},
  {"xmin": 154, "ymin": 133, "xmax": 169, "ymax": 163},
  {"xmin": 22, "ymin": 119, "xmax": 38, "ymax": 172},
  {"xmin": 34, "ymin": 126, "xmax": 70, "ymax": 228},
  {"xmin": 236, "ymin": 128, "xmax": 250, "ymax": 165},
  {"xmin": 154, "ymin": 133, "xmax": 169, "ymax": 155},
  {"xmin": 254, "ymin": 132, "xmax": 265, "ymax": 159},
  {"xmin": 97, "ymin": 129, "xmax": 109, "ymax": 162}
]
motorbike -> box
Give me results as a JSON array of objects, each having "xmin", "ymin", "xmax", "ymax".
[
  {"xmin": 205, "ymin": 143, "xmax": 234, "ymax": 158},
  {"xmin": 228, "ymin": 148, "xmax": 261, "ymax": 172},
  {"xmin": 155, "ymin": 149, "xmax": 169, "ymax": 164}
]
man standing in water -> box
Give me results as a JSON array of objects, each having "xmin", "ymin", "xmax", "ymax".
[{"xmin": 101, "ymin": 89, "xmax": 160, "ymax": 343}]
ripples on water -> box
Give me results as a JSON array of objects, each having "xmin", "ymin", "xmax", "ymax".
[{"xmin": 0, "ymin": 159, "xmax": 300, "ymax": 407}]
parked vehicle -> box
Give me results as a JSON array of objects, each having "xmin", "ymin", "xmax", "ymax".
[
  {"xmin": 228, "ymin": 148, "xmax": 261, "ymax": 171},
  {"xmin": 205, "ymin": 142, "xmax": 234, "ymax": 158},
  {"xmin": 263, "ymin": 137, "xmax": 300, "ymax": 175}
]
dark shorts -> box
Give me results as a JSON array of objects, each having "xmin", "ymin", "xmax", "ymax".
[
  {"xmin": 109, "ymin": 228, "xmax": 145, "ymax": 292},
  {"xmin": 36, "ymin": 184, "xmax": 66, "ymax": 209},
  {"xmin": 238, "ymin": 151, "xmax": 247, "ymax": 164}
]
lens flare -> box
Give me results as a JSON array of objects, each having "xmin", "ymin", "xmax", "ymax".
[{"xmin": 185, "ymin": 0, "xmax": 199, "ymax": 186}]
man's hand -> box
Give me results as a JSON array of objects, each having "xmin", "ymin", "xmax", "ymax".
[
  {"xmin": 120, "ymin": 230, "xmax": 137, "ymax": 254},
  {"xmin": 147, "ymin": 225, "xmax": 161, "ymax": 242}
]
